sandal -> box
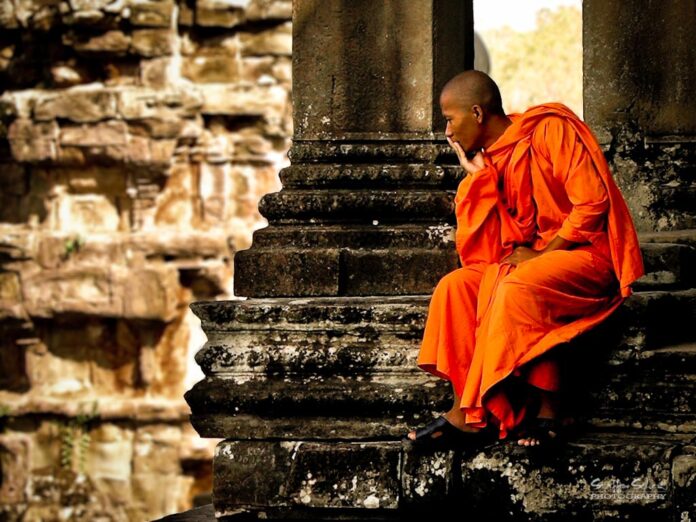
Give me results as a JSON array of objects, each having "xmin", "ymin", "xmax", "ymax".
[{"xmin": 401, "ymin": 415, "xmax": 497, "ymax": 451}]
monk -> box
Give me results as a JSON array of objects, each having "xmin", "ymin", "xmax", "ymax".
[{"xmin": 404, "ymin": 70, "xmax": 644, "ymax": 449}]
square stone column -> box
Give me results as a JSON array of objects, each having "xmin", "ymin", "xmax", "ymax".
[
  {"xmin": 584, "ymin": 0, "xmax": 696, "ymax": 232},
  {"xmin": 234, "ymin": 0, "xmax": 474, "ymax": 297}
]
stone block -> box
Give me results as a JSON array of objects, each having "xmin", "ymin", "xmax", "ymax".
[
  {"xmin": 132, "ymin": 472, "xmax": 183, "ymax": 520},
  {"xmin": 635, "ymin": 241, "xmax": 696, "ymax": 289},
  {"xmin": 60, "ymin": 120, "xmax": 128, "ymax": 146},
  {"xmin": 271, "ymin": 56, "xmax": 291, "ymax": 82},
  {"xmin": 25, "ymin": 339, "xmax": 92, "ymax": 395},
  {"xmin": 59, "ymin": 194, "xmax": 121, "ymax": 231},
  {"xmin": 140, "ymin": 56, "xmax": 174, "ymax": 89},
  {"xmin": 118, "ymin": 88, "xmax": 203, "ymax": 120},
  {"xmin": 240, "ymin": 56, "xmax": 275, "ymax": 83},
  {"xmin": 342, "ymin": 248, "xmax": 459, "ymax": 295},
  {"xmin": 195, "ymin": 0, "xmax": 246, "ymax": 28},
  {"xmin": 246, "ymin": 0, "xmax": 291, "ymax": 21},
  {"xmin": 401, "ymin": 449, "xmax": 454, "ymax": 506},
  {"xmin": 66, "ymin": 165, "xmax": 127, "ymax": 194},
  {"xmin": 285, "ymin": 442, "xmax": 400, "ymax": 509},
  {"xmin": 149, "ymin": 138, "xmax": 177, "ymax": 166},
  {"xmin": 34, "ymin": 90, "xmax": 118, "ymax": 123},
  {"xmin": 0, "ymin": 435, "xmax": 30, "ymax": 504},
  {"xmin": 0, "ymin": 1, "xmax": 18, "ymax": 29},
  {"xmin": 86, "ymin": 423, "xmax": 134, "ymax": 481},
  {"xmin": 131, "ymin": 29, "xmax": 176, "ymax": 57},
  {"xmin": 133, "ymin": 425, "xmax": 182, "ymax": 474},
  {"xmin": 21, "ymin": 261, "xmax": 180, "ymax": 321},
  {"xmin": 31, "ymin": 420, "xmax": 61, "ymax": 471},
  {"xmin": 0, "ymin": 271, "xmax": 21, "ymax": 302},
  {"xmin": 200, "ymin": 84, "xmax": 286, "ymax": 117},
  {"xmin": 672, "ymin": 446, "xmax": 696, "ymax": 520},
  {"xmin": 119, "ymin": 266, "xmax": 180, "ymax": 321},
  {"xmin": 90, "ymin": 327, "xmax": 139, "ymax": 395},
  {"xmin": 456, "ymin": 434, "xmax": 676, "ymax": 518},
  {"xmin": 233, "ymin": 248, "xmax": 340, "ymax": 297},
  {"xmin": 23, "ymin": 265, "xmax": 116, "ymax": 318},
  {"xmin": 128, "ymin": 117, "xmax": 184, "ymax": 139},
  {"xmin": 239, "ymin": 22, "xmax": 292, "ymax": 56},
  {"xmin": 178, "ymin": 1, "xmax": 194, "ymax": 26},
  {"xmin": 130, "ymin": 1, "xmax": 174, "ymax": 27},
  {"xmin": 257, "ymin": 189, "xmax": 455, "ymax": 224},
  {"xmin": 69, "ymin": 30, "xmax": 131, "ymax": 54},
  {"xmin": 126, "ymin": 134, "xmax": 151, "ymax": 164},
  {"xmin": 181, "ymin": 55, "xmax": 241, "ymax": 84},
  {"xmin": 249, "ymin": 223, "xmax": 454, "ymax": 250},
  {"xmin": 214, "ymin": 440, "xmax": 398, "ymax": 516},
  {"xmin": 7, "ymin": 119, "xmax": 58, "ymax": 162}
]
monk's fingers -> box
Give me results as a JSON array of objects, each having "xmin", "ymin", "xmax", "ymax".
[{"xmin": 447, "ymin": 138, "xmax": 470, "ymax": 169}]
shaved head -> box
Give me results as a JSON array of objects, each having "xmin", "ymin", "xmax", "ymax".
[{"xmin": 440, "ymin": 70, "xmax": 505, "ymax": 117}]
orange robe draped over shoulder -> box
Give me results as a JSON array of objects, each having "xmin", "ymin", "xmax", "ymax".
[{"xmin": 417, "ymin": 103, "xmax": 644, "ymax": 440}]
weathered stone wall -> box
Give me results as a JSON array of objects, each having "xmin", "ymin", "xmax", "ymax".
[{"xmin": 0, "ymin": 0, "xmax": 291, "ymax": 520}]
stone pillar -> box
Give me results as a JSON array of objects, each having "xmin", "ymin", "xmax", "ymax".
[
  {"xmin": 234, "ymin": 0, "xmax": 474, "ymax": 297},
  {"xmin": 584, "ymin": 0, "xmax": 696, "ymax": 232},
  {"xmin": 186, "ymin": 0, "xmax": 474, "ymax": 519}
]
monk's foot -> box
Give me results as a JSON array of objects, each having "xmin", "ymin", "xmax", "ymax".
[{"xmin": 516, "ymin": 416, "xmax": 575, "ymax": 447}]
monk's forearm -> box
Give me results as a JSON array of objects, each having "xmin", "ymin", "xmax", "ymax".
[{"xmin": 541, "ymin": 235, "xmax": 578, "ymax": 253}]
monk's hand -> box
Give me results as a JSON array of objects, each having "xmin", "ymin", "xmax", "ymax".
[
  {"xmin": 502, "ymin": 246, "xmax": 542, "ymax": 266},
  {"xmin": 447, "ymin": 137, "xmax": 485, "ymax": 173}
]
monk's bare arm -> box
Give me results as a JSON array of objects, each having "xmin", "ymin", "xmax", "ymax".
[{"xmin": 541, "ymin": 235, "xmax": 578, "ymax": 253}]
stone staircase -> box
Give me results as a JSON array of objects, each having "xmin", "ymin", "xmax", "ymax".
[{"xmin": 185, "ymin": 230, "xmax": 696, "ymax": 521}]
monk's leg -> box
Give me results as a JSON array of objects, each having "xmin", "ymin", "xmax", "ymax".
[
  {"xmin": 516, "ymin": 353, "xmax": 564, "ymax": 446},
  {"xmin": 407, "ymin": 265, "xmax": 487, "ymax": 440},
  {"xmin": 466, "ymin": 247, "xmax": 619, "ymax": 443}
]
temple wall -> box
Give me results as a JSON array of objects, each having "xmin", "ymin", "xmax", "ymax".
[{"xmin": 0, "ymin": 1, "xmax": 291, "ymax": 520}]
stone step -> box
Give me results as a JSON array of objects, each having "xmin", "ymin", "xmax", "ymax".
[
  {"xmin": 249, "ymin": 224, "xmax": 455, "ymax": 249},
  {"xmin": 187, "ymin": 290, "xmax": 696, "ymax": 438},
  {"xmin": 633, "ymin": 240, "xmax": 696, "ymax": 289},
  {"xmin": 566, "ymin": 342, "xmax": 696, "ymax": 415},
  {"xmin": 234, "ymin": 247, "xmax": 460, "ymax": 297},
  {"xmin": 210, "ymin": 433, "xmax": 696, "ymax": 521},
  {"xmin": 258, "ymin": 189, "xmax": 457, "ymax": 224},
  {"xmin": 236, "ymin": 228, "xmax": 696, "ymax": 296},
  {"xmin": 187, "ymin": 373, "xmax": 696, "ymax": 440}
]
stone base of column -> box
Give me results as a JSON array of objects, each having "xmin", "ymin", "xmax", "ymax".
[{"xmin": 185, "ymin": 233, "xmax": 696, "ymax": 520}]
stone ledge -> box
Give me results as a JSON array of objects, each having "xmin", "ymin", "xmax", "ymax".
[
  {"xmin": 278, "ymin": 164, "xmax": 462, "ymax": 189},
  {"xmin": 234, "ymin": 229, "xmax": 696, "ymax": 297},
  {"xmin": 209, "ymin": 434, "xmax": 695, "ymax": 520},
  {"xmin": 187, "ymin": 288, "xmax": 696, "ymax": 439},
  {"xmin": 258, "ymin": 189, "xmax": 457, "ymax": 223},
  {"xmin": 0, "ymin": 395, "xmax": 190, "ymax": 421}
]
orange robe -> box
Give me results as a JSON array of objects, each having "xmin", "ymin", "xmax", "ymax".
[{"xmin": 417, "ymin": 103, "xmax": 645, "ymax": 440}]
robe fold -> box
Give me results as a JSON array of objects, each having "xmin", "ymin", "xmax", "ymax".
[{"xmin": 417, "ymin": 103, "xmax": 645, "ymax": 440}]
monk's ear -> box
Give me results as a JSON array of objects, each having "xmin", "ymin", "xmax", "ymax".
[{"xmin": 472, "ymin": 104, "xmax": 484, "ymax": 124}]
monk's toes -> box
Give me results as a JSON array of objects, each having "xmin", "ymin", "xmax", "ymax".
[
  {"xmin": 407, "ymin": 430, "xmax": 416, "ymax": 441},
  {"xmin": 517, "ymin": 438, "xmax": 539, "ymax": 446}
]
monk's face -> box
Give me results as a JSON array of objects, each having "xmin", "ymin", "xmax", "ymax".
[{"xmin": 439, "ymin": 90, "xmax": 485, "ymax": 154}]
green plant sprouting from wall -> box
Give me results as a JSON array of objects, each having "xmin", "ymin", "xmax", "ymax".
[
  {"xmin": 62, "ymin": 235, "xmax": 85, "ymax": 260},
  {"xmin": 59, "ymin": 401, "xmax": 99, "ymax": 474}
]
